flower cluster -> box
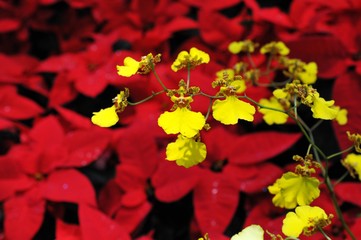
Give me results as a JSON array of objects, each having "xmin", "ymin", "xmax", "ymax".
[{"xmin": 1, "ymin": 1, "xmax": 361, "ymax": 240}]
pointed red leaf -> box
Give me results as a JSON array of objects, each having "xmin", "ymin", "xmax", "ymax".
[
  {"xmin": 180, "ymin": 0, "xmax": 241, "ymax": 10},
  {"xmin": 286, "ymin": 36, "xmax": 350, "ymax": 79},
  {"xmin": 48, "ymin": 73, "xmax": 78, "ymax": 107},
  {"xmin": 56, "ymin": 219, "xmax": 82, "ymax": 240},
  {"xmin": 0, "ymin": 155, "xmax": 33, "ymax": 200},
  {"xmin": 115, "ymin": 201, "xmax": 152, "ymax": 233},
  {"xmin": 236, "ymin": 163, "xmax": 283, "ymax": 193},
  {"xmin": 220, "ymin": 131, "xmax": 301, "ymax": 165},
  {"xmin": 55, "ymin": 106, "xmax": 92, "ymax": 129},
  {"xmin": 152, "ymin": 161, "xmax": 200, "ymax": 202},
  {"xmin": 4, "ymin": 189, "xmax": 45, "ymax": 240},
  {"xmin": 29, "ymin": 115, "xmax": 65, "ymax": 145},
  {"xmin": 98, "ymin": 180, "xmax": 124, "ymax": 216},
  {"xmin": 65, "ymin": 128, "xmax": 111, "ymax": 167},
  {"xmin": 194, "ymin": 170, "xmax": 239, "ymax": 235},
  {"xmin": 79, "ymin": 204, "xmax": 131, "ymax": 240},
  {"xmin": 332, "ymin": 72, "xmax": 361, "ymax": 151},
  {"xmin": 0, "ymin": 18, "xmax": 20, "ymax": 32},
  {"xmin": 0, "ymin": 86, "xmax": 43, "ymax": 120},
  {"xmin": 335, "ymin": 182, "xmax": 361, "ymax": 208},
  {"xmin": 42, "ymin": 169, "xmax": 96, "ymax": 206}
]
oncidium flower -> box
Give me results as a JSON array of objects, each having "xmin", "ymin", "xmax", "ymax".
[
  {"xmin": 259, "ymin": 97, "xmax": 289, "ymax": 125},
  {"xmin": 260, "ymin": 41, "xmax": 290, "ymax": 56},
  {"xmin": 347, "ymin": 131, "xmax": 361, "ymax": 153},
  {"xmin": 91, "ymin": 89, "xmax": 129, "ymax": 127},
  {"xmin": 230, "ymin": 225, "xmax": 264, "ymax": 240},
  {"xmin": 171, "ymin": 47, "xmax": 210, "ymax": 72},
  {"xmin": 228, "ymin": 40, "xmax": 257, "ymax": 54},
  {"xmin": 212, "ymin": 75, "xmax": 255, "ymax": 125},
  {"xmin": 282, "ymin": 205, "xmax": 333, "ymax": 238},
  {"xmin": 272, "ymin": 81, "xmax": 339, "ymax": 121},
  {"xmin": 268, "ymin": 155, "xmax": 321, "ymax": 209},
  {"xmin": 117, "ymin": 53, "xmax": 161, "ymax": 77},
  {"xmin": 158, "ymin": 84, "xmax": 205, "ymax": 138},
  {"xmin": 285, "ymin": 59, "xmax": 318, "ymax": 85},
  {"xmin": 342, "ymin": 153, "xmax": 361, "ymax": 180},
  {"xmin": 166, "ymin": 134, "xmax": 206, "ymax": 168},
  {"xmin": 333, "ymin": 106, "xmax": 348, "ymax": 125}
]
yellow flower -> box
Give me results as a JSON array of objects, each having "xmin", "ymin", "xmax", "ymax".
[
  {"xmin": 282, "ymin": 206, "xmax": 332, "ymax": 237},
  {"xmin": 228, "ymin": 40, "xmax": 256, "ymax": 54},
  {"xmin": 268, "ymin": 172, "xmax": 320, "ymax": 209},
  {"xmin": 116, "ymin": 53, "xmax": 161, "ymax": 77},
  {"xmin": 333, "ymin": 106, "xmax": 348, "ymax": 125},
  {"xmin": 347, "ymin": 131, "xmax": 361, "ymax": 153},
  {"xmin": 297, "ymin": 62, "xmax": 318, "ymax": 85},
  {"xmin": 342, "ymin": 153, "xmax": 361, "ymax": 180},
  {"xmin": 91, "ymin": 90, "xmax": 129, "ymax": 127},
  {"xmin": 171, "ymin": 47, "xmax": 210, "ymax": 72},
  {"xmin": 116, "ymin": 56, "xmax": 140, "ymax": 77},
  {"xmin": 166, "ymin": 134, "xmax": 207, "ymax": 168},
  {"xmin": 259, "ymin": 97, "xmax": 288, "ymax": 125},
  {"xmin": 260, "ymin": 41, "xmax": 290, "ymax": 56},
  {"xmin": 212, "ymin": 96, "xmax": 255, "ymax": 125},
  {"xmin": 91, "ymin": 105, "xmax": 118, "ymax": 127},
  {"xmin": 158, "ymin": 107, "xmax": 205, "ymax": 138},
  {"xmin": 311, "ymin": 95, "xmax": 338, "ymax": 120},
  {"xmin": 230, "ymin": 225, "xmax": 264, "ymax": 240}
]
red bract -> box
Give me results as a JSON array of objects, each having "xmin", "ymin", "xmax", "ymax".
[
  {"xmin": 335, "ymin": 182, "xmax": 361, "ymax": 208},
  {"xmin": 0, "ymin": 115, "xmax": 112, "ymax": 239},
  {"xmin": 332, "ymin": 72, "xmax": 361, "ymax": 151},
  {"xmin": 98, "ymin": 121, "xmax": 159, "ymax": 234},
  {"xmin": 0, "ymin": 85, "xmax": 43, "ymax": 120}
]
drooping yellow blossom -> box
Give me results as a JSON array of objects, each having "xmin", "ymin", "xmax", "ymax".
[
  {"xmin": 342, "ymin": 153, "xmax": 361, "ymax": 180},
  {"xmin": 116, "ymin": 53, "xmax": 161, "ymax": 77},
  {"xmin": 91, "ymin": 105, "xmax": 119, "ymax": 127},
  {"xmin": 166, "ymin": 134, "xmax": 206, "ymax": 168},
  {"xmin": 282, "ymin": 206, "xmax": 332, "ymax": 237},
  {"xmin": 91, "ymin": 89, "xmax": 129, "ymax": 127},
  {"xmin": 228, "ymin": 40, "xmax": 257, "ymax": 54},
  {"xmin": 311, "ymin": 94, "xmax": 338, "ymax": 120},
  {"xmin": 347, "ymin": 131, "xmax": 361, "ymax": 153},
  {"xmin": 297, "ymin": 62, "xmax": 318, "ymax": 85},
  {"xmin": 259, "ymin": 97, "xmax": 289, "ymax": 125},
  {"xmin": 171, "ymin": 47, "xmax": 210, "ymax": 72},
  {"xmin": 158, "ymin": 107, "xmax": 205, "ymax": 138},
  {"xmin": 230, "ymin": 225, "xmax": 264, "ymax": 240},
  {"xmin": 333, "ymin": 106, "xmax": 348, "ymax": 125},
  {"xmin": 116, "ymin": 56, "xmax": 140, "ymax": 77},
  {"xmin": 212, "ymin": 96, "xmax": 255, "ymax": 125},
  {"xmin": 268, "ymin": 172, "xmax": 320, "ymax": 209},
  {"xmin": 260, "ymin": 41, "xmax": 290, "ymax": 56},
  {"xmin": 198, "ymin": 233, "xmax": 210, "ymax": 240}
]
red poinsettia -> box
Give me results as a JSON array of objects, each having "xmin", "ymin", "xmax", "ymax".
[{"xmin": 0, "ymin": 115, "xmax": 112, "ymax": 239}]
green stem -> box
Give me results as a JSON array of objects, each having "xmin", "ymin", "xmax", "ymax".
[
  {"xmin": 151, "ymin": 66, "xmax": 168, "ymax": 91},
  {"xmin": 127, "ymin": 90, "xmax": 165, "ymax": 106},
  {"xmin": 204, "ymin": 98, "xmax": 213, "ymax": 121},
  {"xmin": 327, "ymin": 146, "xmax": 354, "ymax": 160},
  {"xmin": 334, "ymin": 171, "xmax": 349, "ymax": 185},
  {"xmin": 318, "ymin": 226, "xmax": 332, "ymax": 240},
  {"xmin": 295, "ymin": 120, "xmax": 356, "ymax": 240}
]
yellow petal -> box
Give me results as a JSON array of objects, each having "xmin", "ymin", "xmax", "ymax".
[
  {"xmin": 311, "ymin": 96, "xmax": 338, "ymax": 120},
  {"xmin": 190, "ymin": 47, "xmax": 210, "ymax": 64},
  {"xmin": 228, "ymin": 41, "xmax": 244, "ymax": 54},
  {"xmin": 116, "ymin": 57, "xmax": 139, "ymax": 77},
  {"xmin": 230, "ymin": 225, "xmax": 264, "ymax": 240},
  {"xmin": 282, "ymin": 212, "xmax": 304, "ymax": 237},
  {"xmin": 166, "ymin": 134, "xmax": 207, "ymax": 168},
  {"xmin": 91, "ymin": 106, "xmax": 119, "ymax": 127},
  {"xmin": 268, "ymin": 172, "xmax": 320, "ymax": 209},
  {"xmin": 212, "ymin": 96, "xmax": 255, "ymax": 125},
  {"xmin": 158, "ymin": 108, "xmax": 205, "ymax": 138},
  {"xmin": 259, "ymin": 97, "xmax": 288, "ymax": 125},
  {"xmin": 343, "ymin": 153, "xmax": 361, "ymax": 180}
]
